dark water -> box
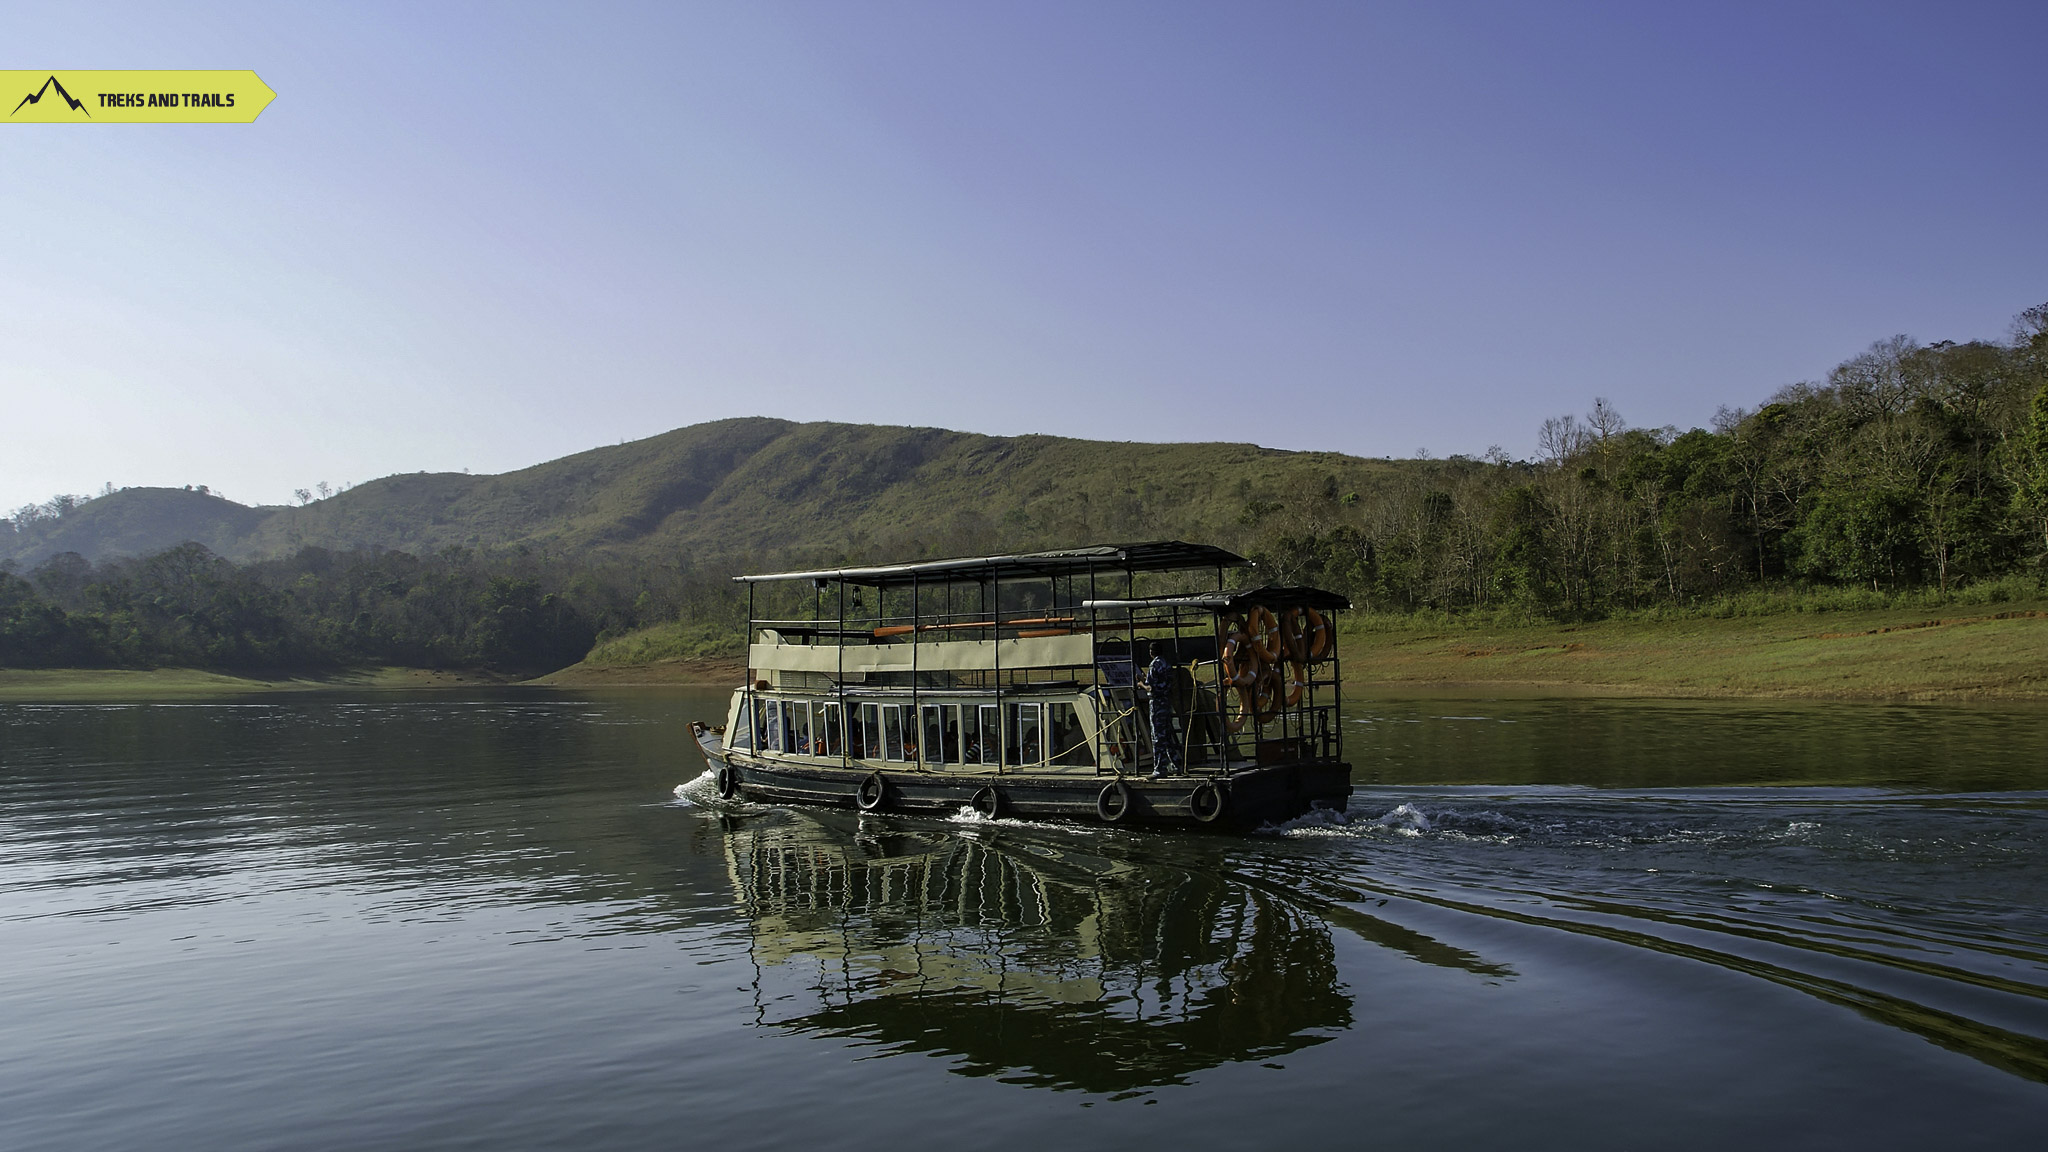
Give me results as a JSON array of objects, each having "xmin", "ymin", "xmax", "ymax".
[{"xmin": 5, "ymin": 691, "xmax": 2048, "ymax": 1150}]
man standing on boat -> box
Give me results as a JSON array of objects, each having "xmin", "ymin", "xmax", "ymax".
[{"xmin": 1141, "ymin": 642, "xmax": 1182, "ymax": 777}]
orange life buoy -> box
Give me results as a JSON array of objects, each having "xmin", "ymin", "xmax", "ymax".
[
  {"xmin": 1301, "ymin": 607, "xmax": 1331, "ymax": 662},
  {"xmin": 1218, "ymin": 615, "xmax": 1260, "ymax": 687},
  {"xmin": 1281, "ymin": 658, "xmax": 1308, "ymax": 707},
  {"xmin": 1230, "ymin": 663, "xmax": 1281, "ymax": 729},
  {"xmin": 1228, "ymin": 680, "xmax": 1255, "ymax": 732},
  {"xmin": 1246, "ymin": 606, "xmax": 1284, "ymax": 664},
  {"xmin": 1253, "ymin": 662, "xmax": 1284, "ymax": 722},
  {"xmin": 1274, "ymin": 606, "xmax": 1309, "ymax": 663}
]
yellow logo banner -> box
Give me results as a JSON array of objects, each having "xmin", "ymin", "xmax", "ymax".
[{"xmin": 4, "ymin": 71, "xmax": 274, "ymax": 123}]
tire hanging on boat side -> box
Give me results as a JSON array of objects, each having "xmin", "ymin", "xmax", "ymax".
[
  {"xmin": 1189, "ymin": 781, "xmax": 1228, "ymax": 823},
  {"xmin": 1096, "ymin": 779, "xmax": 1132, "ymax": 823},
  {"xmin": 716, "ymin": 765, "xmax": 739, "ymax": 800},
  {"xmin": 971, "ymin": 785, "xmax": 1003, "ymax": 819},
  {"xmin": 857, "ymin": 771, "xmax": 887, "ymax": 812}
]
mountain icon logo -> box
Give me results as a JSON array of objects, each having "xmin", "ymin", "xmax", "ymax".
[{"xmin": 12, "ymin": 75, "xmax": 90, "ymax": 117}]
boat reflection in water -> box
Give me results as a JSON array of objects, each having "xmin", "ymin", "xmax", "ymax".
[{"xmin": 722, "ymin": 809, "xmax": 1364, "ymax": 1093}]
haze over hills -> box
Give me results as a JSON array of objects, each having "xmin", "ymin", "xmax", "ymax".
[{"xmin": 2, "ymin": 418, "xmax": 1404, "ymax": 570}]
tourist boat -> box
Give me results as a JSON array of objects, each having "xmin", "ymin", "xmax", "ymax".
[{"xmin": 689, "ymin": 541, "xmax": 1351, "ymax": 831}]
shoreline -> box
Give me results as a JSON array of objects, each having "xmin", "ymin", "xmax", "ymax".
[
  {"xmin": 0, "ymin": 666, "xmax": 511, "ymax": 699},
  {"xmin": 4, "ymin": 602, "xmax": 2045, "ymax": 702},
  {"xmin": 0, "ymin": 661, "xmax": 749, "ymax": 699},
  {"xmin": 524, "ymin": 658, "xmax": 747, "ymax": 688}
]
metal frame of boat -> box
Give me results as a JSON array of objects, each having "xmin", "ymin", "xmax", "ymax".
[{"xmin": 690, "ymin": 541, "xmax": 1352, "ymax": 830}]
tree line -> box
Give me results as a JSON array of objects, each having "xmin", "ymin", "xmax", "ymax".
[
  {"xmin": 0, "ymin": 544, "xmax": 622, "ymax": 674},
  {"xmin": 1247, "ymin": 304, "xmax": 2048, "ymax": 617}
]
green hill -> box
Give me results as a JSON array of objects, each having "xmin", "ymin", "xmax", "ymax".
[
  {"xmin": 4, "ymin": 418, "xmax": 1403, "ymax": 569},
  {"xmin": 2, "ymin": 487, "xmax": 273, "ymax": 569}
]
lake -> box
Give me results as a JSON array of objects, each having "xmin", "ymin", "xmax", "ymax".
[{"xmin": 5, "ymin": 688, "xmax": 2047, "ymax": 1149}]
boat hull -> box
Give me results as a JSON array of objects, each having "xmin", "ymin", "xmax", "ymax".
[{"xmin": 693, "ymin": 726, "xmax": 1349, "ymax": 832}]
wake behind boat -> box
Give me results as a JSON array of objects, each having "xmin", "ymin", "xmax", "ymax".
[{"xmin": 691, "ymin": 541, "xmax": 1351, "ymax": 831}]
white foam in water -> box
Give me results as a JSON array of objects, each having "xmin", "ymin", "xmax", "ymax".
[
  {"xmin": 1276, "ymin": 800, "xmax": 1439, "ymax": 838},
  {"xmin": 1267, "ymin": 804, "xmax": 1358, "ymax": 836},
  {"xmin": 1377, "ymin": 802, "xmax": 1432, "ymax": 834},
  {"xmin": 672, "ymin": 769, "xmax": 720, "ymax": 807},
  {"xmin": 944, "ymin": 805, "xmax": 1079, "ymax": 833}
]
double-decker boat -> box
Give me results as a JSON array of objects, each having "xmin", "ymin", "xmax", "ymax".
[{"xmin": 690, "ymin": 541, "xmax": 1352, "ymax": 831}]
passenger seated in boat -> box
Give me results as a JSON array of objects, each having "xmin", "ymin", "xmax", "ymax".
[{"xmin": 1051, "ymin": 709, "xmax": 1091, "ymax": 766}]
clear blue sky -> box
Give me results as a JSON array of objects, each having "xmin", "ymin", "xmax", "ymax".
[{"xmin": 5, "ymin": 1, "xmax": 2045, "ymax": 511}]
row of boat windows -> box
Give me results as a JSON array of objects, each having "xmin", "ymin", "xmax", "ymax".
[{"xmin": 733, "ymin": 697, "xmax": 1094, "ymax": 767}]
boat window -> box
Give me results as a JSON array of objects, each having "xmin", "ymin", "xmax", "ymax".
[
  {"xmin": 883, "ymin": 705, "xmax": 905, "ymax": 761},
  {"xmin": 787, "ymin": 701, "xmax": 811, "ymax": 755},
  {"xmin": 977, "ymin": 705, "xmax": 999, "ymax": 764},
  {"xmin": 859, "ymin": 703, "xmax": 881, "ymax": 760},
  {"xmin": 898, "ymin": 705, "xmax": 920, "ymax": 761},
  {"xmin": 921, "ymin": 705, "xmax": 947, "ymax": 765},
  {"xmin": 819, "ymin": 703, "xmax": 842, "ymax": 757},
  {"xmin": 729, "ymin": 698, "xmax": 755, "ymax": 750},
  {"xmin": 1005, "ymin": 703, "xmax": 1042, "ymax": 767},
  {"xmin": 944, "ymin": 704, "xmax": 969, "ymax": 765},
  {"xmin": 1046, "ymin": 701, "xmax": 1092, "ymax": 766},
  {"xmin": 763, "ymin": 699, "xmax": 785, "ymax": 754}
]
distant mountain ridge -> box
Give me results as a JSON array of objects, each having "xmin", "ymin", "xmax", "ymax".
[{"xmin": 2, "ymin": 418, "xmax": 1402, "ymax": 570}]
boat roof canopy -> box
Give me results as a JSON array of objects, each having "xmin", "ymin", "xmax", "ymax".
[
  {"xmin": 734, "ymin": 541, "xmax": 1249, "ymax": 587},
  {"xmin": 1080, "ymin": 585, "xmax": 1352, "ymax": 613}
]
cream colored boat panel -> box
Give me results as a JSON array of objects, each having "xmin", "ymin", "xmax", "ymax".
[{"xmin": 750, "ymin": 633, "xmax": 1094, "ymax": 674}]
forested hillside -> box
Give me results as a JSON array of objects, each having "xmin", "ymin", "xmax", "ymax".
[
  {"xmin": 4, "ymin": 303, "xmax": 2046, "ymax": 674},
  {"xmin": 1256, "ymin": 306, "xmax": 2048, "ymax": 616},
  {"xmin": 2, "ymin": 418, "xmax": 1397, "ymax": 568}
]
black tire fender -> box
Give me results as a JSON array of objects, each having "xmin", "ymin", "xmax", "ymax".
[
  {"xmin": 716, "ymin": 765, "xmax": 740, "ymax": 800},
  {"xmin": 857, "ymin": 771, "xmax": 887, "ymax": 812},
  {"xmin": 1190, "ymin": 781, "xmax": 1228, "ymax": 823},
  {"xmin": 971, "ymin": 785, "xmax": 1002, "ymax": 819},
  {"xmin": 1096, "ymin": 779, "xmax": 1132, "ymax": 823}
]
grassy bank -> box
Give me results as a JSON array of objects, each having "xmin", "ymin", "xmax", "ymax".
[
  {"xmin": 0, "ymin": 666, "xmax": 506, "ymax": 699},
  {"xmin": 526, "ymin": 619, "xmax": 746, "ymax": 686},
  {"xmin": 543, "ymin": 597, "xmax": 2048, "ymax": 699},
  {"xmin": 1341, "ymin": 601, "xmax": 2048, "ymax": 699},
  {"xmin": 527, "ymin": 657, "xmax": 745, "ymax": 687}
]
